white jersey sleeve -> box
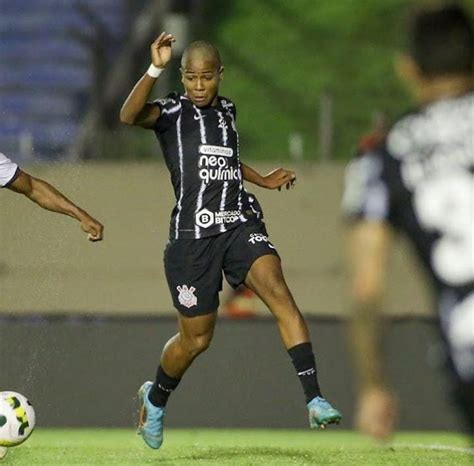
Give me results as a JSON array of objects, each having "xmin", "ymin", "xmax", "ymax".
[
  {"xmin": 0, "ymin": 152, "xmax": 20, "ymax": 187},
  {"xmin": 342, "ymin": 152, "xmax": 390, "ymax": 222}
]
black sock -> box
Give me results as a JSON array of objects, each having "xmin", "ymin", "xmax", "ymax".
[
  {"xmin": 148, "ymin": 366, "xmax": 181, "ymax": 408},
  {"xmin": 288, "ymin": 342, "xmax": 322, "ymax": 403}
]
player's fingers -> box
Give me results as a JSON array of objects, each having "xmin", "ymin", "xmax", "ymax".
[
  {"xmin": 86, "ymin": 224, "xmax": 103, "ymax": 241},
  {"xmin": 158, "ymin": 33, "xmax": 175, "ymax": 47},
  {"xmin": 161, "ymin": 34, "xmax": 175, "ymax": 45},
  {"xmin": 88, "ymin": 232, "xmax": 103, "ymax": 242},
  {"xmin": 153, "ymin": 32, "xmax": 165, "ymax": 45},
  {"xmin": 162, "ymin": 38, "xmax": 176, "ymax": 47},
  {"xmin": 282, "ymin": 173, "xmax": 294, "ymax": 189}
]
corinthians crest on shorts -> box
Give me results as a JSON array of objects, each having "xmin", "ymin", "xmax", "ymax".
[{"xmin": 177, "ymin": 285, "xmax": 197, "ymax": 308}]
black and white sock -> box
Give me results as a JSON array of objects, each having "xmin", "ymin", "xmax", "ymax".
[
  {"xmin": 288, "ymin": 342, "xmax": 322, "ymax": 403},
  {"xmin": 148, "ymin": 366, "xmax": 181, "ymax": 408}
]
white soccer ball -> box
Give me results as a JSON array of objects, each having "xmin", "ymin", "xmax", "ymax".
[{"xmin": 0, "ymin": 391, "xmax": 35, "ymax": 447}]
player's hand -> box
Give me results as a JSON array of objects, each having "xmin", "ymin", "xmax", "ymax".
[
  {"xmin": 355, "ymin": 387, "xmax": 398, "ymax": 441},
  {"xmin": 262, "ymin": 168, "xmax": 296, "ymax": 190},
  {"xmin": 80, "ymin": 215, "xmax": 104, "ymax": 242},
  {"xmin": 151, "ymin": 32, "xmax": 175, "ymax": 69}
]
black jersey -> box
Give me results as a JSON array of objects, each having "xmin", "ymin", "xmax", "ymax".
[
  {"xmin": 153, "ymin": 93, "xmax": 262, "ymax": 240},
  {"xmin": 343, "ymin": 91, "xmax": 474, "ymax": 304}
]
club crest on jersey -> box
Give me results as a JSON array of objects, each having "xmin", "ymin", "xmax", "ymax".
[
  {"xmin": 218, "ymin": 113, "xmax": 228, "ymax": 132},
  {"xmin": 177, "ymin": 285, "xmax": 197, "ymax": 308}
]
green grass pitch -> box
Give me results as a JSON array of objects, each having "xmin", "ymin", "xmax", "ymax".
[{"xmin": 2, "ymin": 429, "xmax": 473, "ymax": 465}]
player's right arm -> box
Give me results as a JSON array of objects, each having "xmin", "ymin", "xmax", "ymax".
[
  {"xmin": 8, "ymin": 171, "xmax": 104, "ymax": 242},
  {"xmin": 120, "ymin": 32, "xmax": 175, "ymax": 129}
]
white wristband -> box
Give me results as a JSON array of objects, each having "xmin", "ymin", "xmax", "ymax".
[{"xmin": 147, "ymin": 64, "xmax": 164, "ymax": 78}]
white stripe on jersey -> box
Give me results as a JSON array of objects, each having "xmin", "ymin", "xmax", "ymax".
[
  {"xmin": 162, "ymin": 103, "xmax": 181, "ymax": 115},
  {"xmin": 227, "ymin": 111, "xmax": 247, "ymax": 224},
  {"xmin": 174, "ymin": 115, "xmax": 184, "ymax": 239},
  {"xmin": 194, "ymin": 108, "xmax": 208, "ymax": 239},
  {"xmin": 218, "ymin": 110, "xmax": 229, "ymax": 233}
]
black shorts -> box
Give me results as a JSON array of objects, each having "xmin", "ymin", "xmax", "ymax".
[{"xmin": 164, "ymin": 220, "xmax": 279, "ymax": 317}]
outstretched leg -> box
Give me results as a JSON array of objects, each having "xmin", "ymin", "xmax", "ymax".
[
  {"xmin": 245, "ymin": 254, "xmax": 342, "ymax": 428},
  {"xmin": 138, "ymin": 311, "xmax": 217, "ymax": 449},
  {"xmin": 151, "ymin": 311, "xmax": 217, "ymax": 403}
]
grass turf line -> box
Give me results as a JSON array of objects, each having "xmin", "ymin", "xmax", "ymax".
[{"xmin": 2, "ymin": 429, "xmax": 472, "ymax": 465}]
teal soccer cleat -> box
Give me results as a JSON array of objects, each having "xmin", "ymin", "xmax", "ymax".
[
  {"xmin": 307, "ymin": 397, "xmax": 342, "ymax": 429},
  {"xmin": 137, "ymin": 381, "xmax": 165, "ymax": 449}
]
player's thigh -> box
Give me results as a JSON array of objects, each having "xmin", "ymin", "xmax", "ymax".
[
  {"xmin": 164, "ymin": 238, "xmax": 223, "ymax": 317},
  {"xmin": 223, "ymin": 221, "xmax": 282, "ymax": 296},
  {"xmin": 245, "ymin": 254, "xmax": 293, "ymax": 304}
]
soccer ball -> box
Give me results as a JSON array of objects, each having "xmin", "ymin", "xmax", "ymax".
[{"xmin": 0, "ymin": 391, "xmax": 35, "ymax": 447}]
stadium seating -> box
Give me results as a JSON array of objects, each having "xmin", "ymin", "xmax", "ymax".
[{"xmin": 0, "ymin": 0, "xmax": 133, "ymax": 161}]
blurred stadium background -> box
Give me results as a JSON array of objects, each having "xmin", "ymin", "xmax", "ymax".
[{"xmin": 1, "ymin": 0, "xmax": 473, "ymax": 438}]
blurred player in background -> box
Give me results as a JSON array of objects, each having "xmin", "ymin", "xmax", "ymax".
[
  {"xmin": 121, "ymin": 33, "xmax": 341, "ymax": 449},
  {"xmin": 0, "ymin": 152, "xmax": 103, "ymax": 241},
  {"xmin": 343, "ymin": 3, "xmax": 474, "ymax": 440}
]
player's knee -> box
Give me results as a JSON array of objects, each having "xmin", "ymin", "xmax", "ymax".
[{"xmin": 183, "ymin": 332, "xmax": 213, "ymax": 357}]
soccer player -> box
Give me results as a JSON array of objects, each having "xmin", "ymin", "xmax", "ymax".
[
  {"xmin": 0, "ymin": 152, "xmax": 103, "ymax": 241},
  {"xmin": 343, "ymin": 4, "xmax": 474, "ymax": 440},
  {"xmin": 120, "ymin": 33, "xmax": 342, "ymax": 449}
]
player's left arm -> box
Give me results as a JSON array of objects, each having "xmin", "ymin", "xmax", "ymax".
[
  {"xmin": 241, "ymin": 163, "xmax": 296, "ymax": 190},
  {"xmin": 7, "ymin": 171, "xmax": 104, "ymax": 241}
]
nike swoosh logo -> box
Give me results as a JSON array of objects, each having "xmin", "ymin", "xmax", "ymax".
[{"xmin": 194, "ymin": 114, "xmax": 206, "ymax": 120}]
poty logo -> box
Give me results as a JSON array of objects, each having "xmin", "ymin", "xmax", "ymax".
[
  {"xmin": 248, "ymin": 233, "xmax": 275, "ymax": 249},
  {"xmin": 177, "ymin": 285, "xmax": 197, "ymax": 309}
]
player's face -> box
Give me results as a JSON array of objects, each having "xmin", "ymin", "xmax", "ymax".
[{"xmin": 181, "ymin": 58, "xmax": 222, "ymax": 107}]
